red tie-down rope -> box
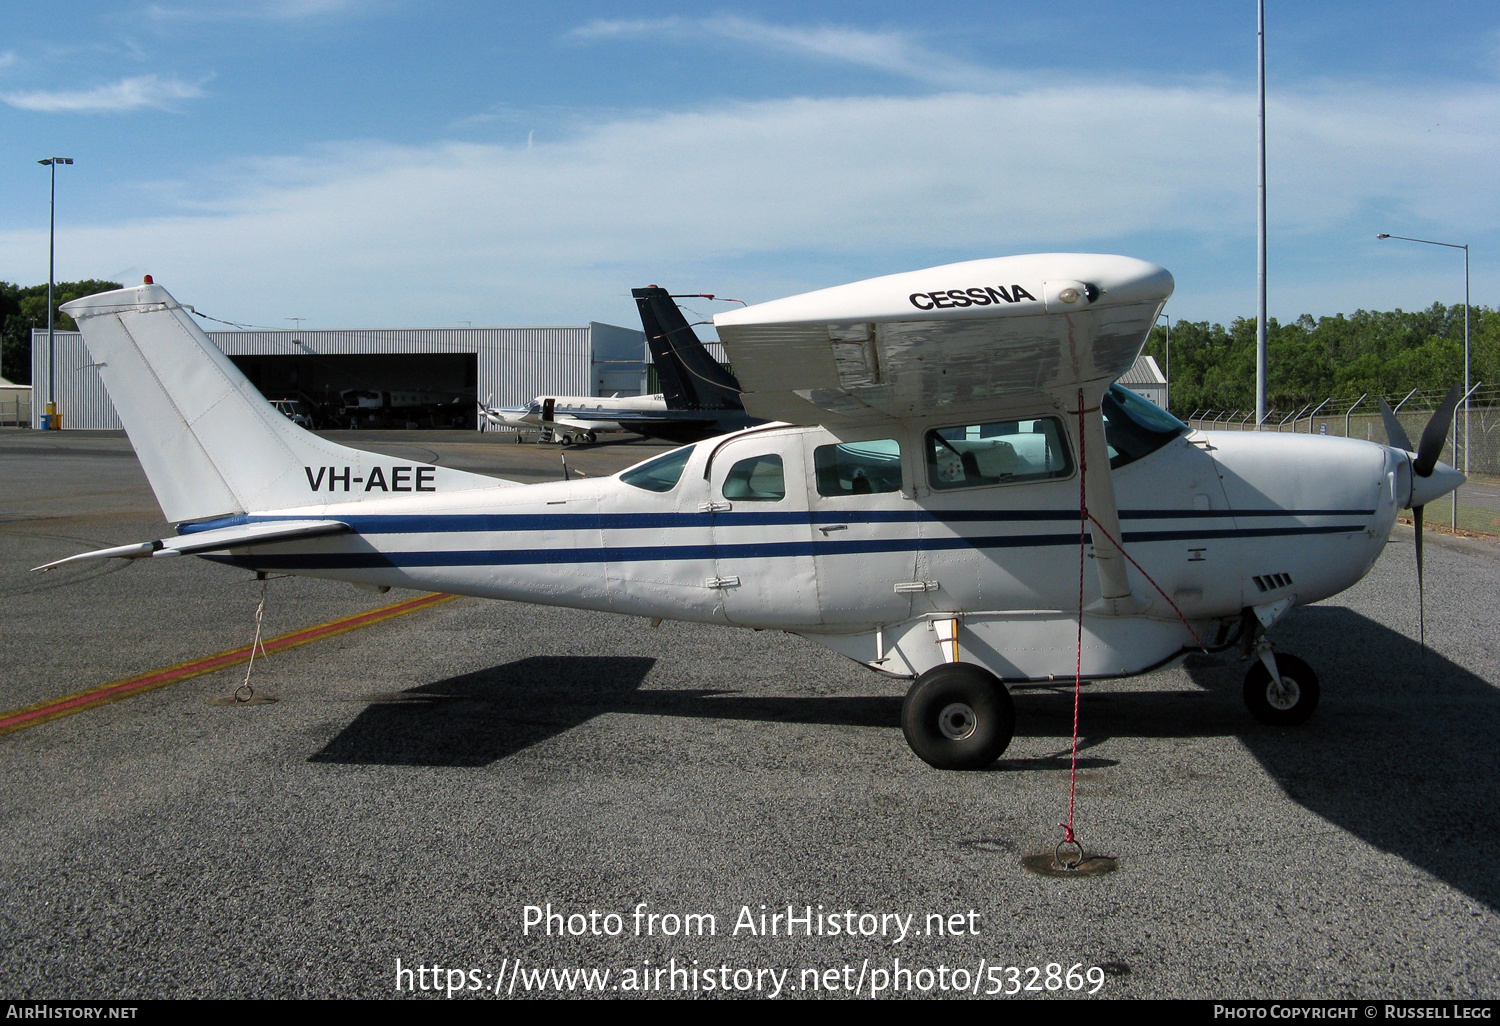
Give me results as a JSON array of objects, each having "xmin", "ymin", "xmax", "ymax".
[{"xmin": 1064, "ymin": 393, "xmax": 1208, "ymax": 855}]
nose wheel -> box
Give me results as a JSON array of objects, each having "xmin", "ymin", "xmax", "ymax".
[
  {"xmin": 901, "ymin": 663, "xmax": 1014, "ymax": 769},
  {"xmin": 1243, "ymin": 652, "xmax": 1320, "ymax": 726}
]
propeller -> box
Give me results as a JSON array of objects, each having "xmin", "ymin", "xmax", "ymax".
[
  {"xmin": 1380, "ymin": 384, "xmax": 1464, "ymax": 649},
  {"xmin": 1413, "ymin": 383, "xmax": 1464, "ymax": 478},
  {"xmin": 1377, "ymin": 397, "xmax": 1413, "ymax": 453}
]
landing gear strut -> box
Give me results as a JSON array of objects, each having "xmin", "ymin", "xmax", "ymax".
[{"xmin": 901, "ymin": 663, "xmax": 1015, "ymax": 769}]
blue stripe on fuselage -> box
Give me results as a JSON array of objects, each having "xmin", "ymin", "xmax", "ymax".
[
  {"xmin": 200, "ymin": 522, "xmax": 1368, "ymax": 571},
  {"xmin": 181, "ymin": 507, "xmax": 1376, "ymax": 536}
]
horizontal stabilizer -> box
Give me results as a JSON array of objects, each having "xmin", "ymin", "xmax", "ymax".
[{"xmin": 32, "ymin": 520, "xmax": 351, "ymax": 572}]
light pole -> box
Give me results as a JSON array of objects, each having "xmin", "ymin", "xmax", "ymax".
[
  {"xmin": 1157, "ymin": 312, "xmax": 1171, "ymax": 412},
  {"xmin": 1377, "ymin": 233, "xmax": 1469, "ymax": 528},
  {"xmin": 37, "ymin": 157, "xmax": 73, "ymax": 430},
  {"xmin": 1255, "ymin": 0, "xmax": 1268, "ymax": 428}
]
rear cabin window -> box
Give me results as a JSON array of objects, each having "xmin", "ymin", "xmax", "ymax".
[
  {"xmin": 814, "ymin": 439, "xmax": 902, "ymax": 497},
  {"xmin": 620, "ymin": 445, "xmax": 694, "ymax": 492},
  {"xmin": 925, "ymin": 417, "xmax": 1071, "ymax": 490},
  {"xmin": 722, "ymin": 454, "xmax": 785, "ymax": 502}
]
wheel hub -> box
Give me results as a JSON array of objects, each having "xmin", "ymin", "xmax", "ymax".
[
  {"xmin": 937, "ymin": 702, "xmax": 977, "ymax": 741},
  {"xmin": 1267, "ymin": 677, "xmax": 1301, "ymax": 710}
]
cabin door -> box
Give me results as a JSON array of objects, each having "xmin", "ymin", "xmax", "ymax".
[{"xmin": 706, "ymin": 434, "xmax": 821, "ymax": 627}]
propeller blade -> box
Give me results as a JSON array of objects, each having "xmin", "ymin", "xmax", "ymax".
[
  {"xmin": 1414, "ymin": 503, "xmax": 1425, "ymax": 650},
  {"xmin": 1378, "ymin": 397, "xmax": 1414, "ymax": 452},
  {"xmin": 1413, "ymin": 383, "xmax": 1464, "ymax": 478}
]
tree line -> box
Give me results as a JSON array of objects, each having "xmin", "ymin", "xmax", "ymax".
[
  {"xmin": 0, "ymin": 280, "xmax": 122, "ymax": 383},
  {"xmin": 1144, "ymin": 303, "xmax": 1498, "ymax": 416}
]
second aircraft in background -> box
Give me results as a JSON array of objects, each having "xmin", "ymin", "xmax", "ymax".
[{"xmin": 478, "ymin": 286, "xmax": 761, "ymax": 444}]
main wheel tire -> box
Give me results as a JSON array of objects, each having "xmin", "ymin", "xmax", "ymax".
[
  {"xmin": 1243, "ymin": 653, "xmax": 1320, "ymax": 726},
  {"xmin": 901, "ymin": 664, "xmax": 1014, "ymax": 769}
]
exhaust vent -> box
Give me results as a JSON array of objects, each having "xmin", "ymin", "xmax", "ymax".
[{"xmin": 1253, "ymin": 573, "xmax": 1294, "ymax": 593}]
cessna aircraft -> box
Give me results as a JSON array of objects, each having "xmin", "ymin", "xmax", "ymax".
[
  {"xmin": 477, "ymin": 287, "xmax": 761, "ymax": 445},
  {"xmin": 36, "ymin": 255, "xmax": 1464, "ymax": 770}
]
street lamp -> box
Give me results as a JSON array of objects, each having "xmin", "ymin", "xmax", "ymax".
[
  {"xmin": 37, "ymin": 157, "xmax": 73, "ymax": 430},
  {"xmin": 1376, "ymin": 233, "xmax": 1470, "ymax": 528},
  {"xmin": 1157, "ymin": 312, "xmax": 1171, "ymax": 412},
  {"xmin": 1255, "ymin": 0, "xmax": 1268, "ymax": 428}
]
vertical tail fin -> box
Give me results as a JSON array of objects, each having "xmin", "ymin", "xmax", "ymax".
[
  {"xmin": 631, "ymin": 287, "xmax": 744, "ymax": 411},
  {"xmin": 62, "ymin": 282, "xmax": 506, "ymax": 523}
]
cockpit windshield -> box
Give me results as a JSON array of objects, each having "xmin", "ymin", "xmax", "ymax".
[
  {"xmin": 620, "ymin": 445, "xmax": 695, "ymax": 492},
  {"xmin": 1101, "ymin": 384, "xmax": 1188, "ymax": 468}
]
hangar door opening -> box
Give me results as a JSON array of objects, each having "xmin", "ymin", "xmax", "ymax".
[{"xmin": 230, "ymin": 353, "xmax": 477, "ymax": 430}]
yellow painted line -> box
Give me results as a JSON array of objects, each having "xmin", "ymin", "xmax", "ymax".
[{"xmin": 0, "ymin": 592, "xmax": 458, "ymax": 737}]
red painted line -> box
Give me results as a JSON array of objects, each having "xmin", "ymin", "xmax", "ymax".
[{"xmin": 0, "ymin": 592, "xmax": 457, "ymax": 736}]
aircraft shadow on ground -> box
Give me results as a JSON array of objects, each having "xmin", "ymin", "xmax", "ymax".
[
  {"xmin": 310, "ymin": 656, "xmax": 659, "ymax": 768},
  {"xmin": 310, "ymin": 658, "xmax": 1229, "ymax": 773},
  {"xmin": 312, "ymin": 610, "xmax": 1500, "ymax": 909},
  {"xmin": 1188, "ymin": 605, "xmax": 1500, "ymax": 912}
]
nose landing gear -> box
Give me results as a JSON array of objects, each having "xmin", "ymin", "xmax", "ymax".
[{"xmin": 1243, "ymin": 651, "xmax": 1320, "ymax": 726}]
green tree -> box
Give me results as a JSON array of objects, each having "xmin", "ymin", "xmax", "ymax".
[
  {"xmin": 0, "ymin": 279, "xmax": 122, "ymax": 384},
  {"xmin": 1146, "ymin": 303, "xmax": 1491, "ymax": 416}
]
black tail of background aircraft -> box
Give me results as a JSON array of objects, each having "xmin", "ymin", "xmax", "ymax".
[{"xmin": 631, "ymin": 287, "xmax": 745, "ymax": 412}]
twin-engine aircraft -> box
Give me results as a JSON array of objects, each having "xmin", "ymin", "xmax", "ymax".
[
  {"xmin": 477, "ymin": 392, "xmax": 671, "ymax": 444},
  {"xmin": 38, "ymin": 255, "xmax": 1464, "ymax": 769},
  {"xmin": 477, "ymin": 286, "xmax": 761, "ymax": 445}
]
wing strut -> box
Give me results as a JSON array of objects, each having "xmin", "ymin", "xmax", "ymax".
[{"xmin": 1075, "ymin": 395, "xmax": 1134, "ymax": 610}]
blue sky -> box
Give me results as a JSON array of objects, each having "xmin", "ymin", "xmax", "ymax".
[{"xmin": 2, "ymin": 1, "xmax": 1498, "ymax": 333}]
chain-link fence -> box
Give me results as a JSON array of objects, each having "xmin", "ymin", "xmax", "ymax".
[
  {"xmin": 1186, "ymin": 385, "xmax": 1499, "ymax": 536},
  {"xmin": 0, "ymin": 394, "xmax": 30, "ymax": 427}
]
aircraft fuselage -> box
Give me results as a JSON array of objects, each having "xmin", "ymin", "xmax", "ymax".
[{"xmin": 194, "ymin": 419, "xmax": 1400, "ymax": 684}]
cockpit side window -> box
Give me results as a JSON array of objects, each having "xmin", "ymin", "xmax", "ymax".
[
  {"xmin": 814, "ymin": 439, "xmax": 902, "ymax": 497},
  {"xmin": 620, "ymin": 445, "xmax": 695, "ymax": 492},
  {"xmin": 925, "ymin": 418, "xmax": 1071, "ymax": 490},
  {"xmin": 1101, "ymin": 384, "xmax": 1188, "ymax": 468},
  {"xmin": 722, "ymin": 453, "xmax": 785, "ymax": 501}
]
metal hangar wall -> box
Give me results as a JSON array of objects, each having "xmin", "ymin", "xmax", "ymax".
[{"xmin": 32, "ymin": 322, "xmax": 644, "ymax": 430}]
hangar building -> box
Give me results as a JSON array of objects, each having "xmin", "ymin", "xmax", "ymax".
[{"xmin": 31, "ymin": 322, "xmax": 645, "ymax": 431}]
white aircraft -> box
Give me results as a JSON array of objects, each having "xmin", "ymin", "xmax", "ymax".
[
  {"xmin": 36, "ymin": 254, "xmax": 1464, "ymax": 769},
  {"xmin": 477, "ymin": 393, "xmax": 670, "ymax": 444},
  {"xmin": 476, "ymin": 286, "xmax": 761, "ymax": 445}
]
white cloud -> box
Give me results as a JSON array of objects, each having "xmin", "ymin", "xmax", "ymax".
[
  {"xmin": 569, "ymin": 15, "xmax": 1013, "ymax": 91},
  {"xmin": 0, "ymin": 51, "xmax": 17, "ymax": 70},
  {"xmin": 1, "ymin": 74, "xmax": 206, "ymax": 113},
  {"xmin": 0, "ymin": 80, "xmax": 1496, "ymax": 326}
]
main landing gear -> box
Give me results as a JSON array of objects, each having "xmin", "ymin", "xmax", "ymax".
[
  {"xmin": 900, "ymin": 642, "xmax": 1322, "ymax": 770},
  {"xmin": 901, "ymin": 664, "xmax": 1015, "ymax": 770}
]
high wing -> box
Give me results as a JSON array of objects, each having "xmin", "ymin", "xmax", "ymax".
[{"xmin": 712, "ymin": 253, "xmax": 1172, "ymax": 429}]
